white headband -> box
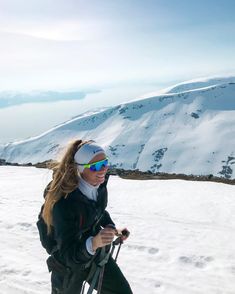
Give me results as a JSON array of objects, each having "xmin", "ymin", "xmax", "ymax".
[{"xmin": 74, "ymin": 142, "xmax": 105, "ymax": 173}]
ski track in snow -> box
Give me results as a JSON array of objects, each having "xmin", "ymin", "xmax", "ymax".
[{"xmin": 1, "ymin": 166, "xmax": 235, "ymax": 294}]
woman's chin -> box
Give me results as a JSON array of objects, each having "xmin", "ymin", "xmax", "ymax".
[{"xmin": 95, "ymin": 176, "xmax": 105, "ymax": 185}]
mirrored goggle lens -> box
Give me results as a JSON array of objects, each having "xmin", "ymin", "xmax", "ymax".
[{"xmin": 89, "ymin": 159, "xmax": 109, "ymax": 171}]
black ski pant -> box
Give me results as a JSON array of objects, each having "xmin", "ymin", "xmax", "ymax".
[{"xmin": 51, "ymin": 257, "xmax": 133, "ymax": 294}]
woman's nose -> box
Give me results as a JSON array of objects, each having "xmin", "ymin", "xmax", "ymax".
[{"xmin": 100, "ymin": 165, "xmax": 108, "ymax": 172}]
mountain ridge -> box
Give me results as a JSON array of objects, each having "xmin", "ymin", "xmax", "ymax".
[{"xmin": 1, "ymin": 76, "xmax": 235, "ymax": 179}]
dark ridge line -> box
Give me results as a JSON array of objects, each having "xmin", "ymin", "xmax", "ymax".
[{"xmin": 0, "ymin": 159, "xmax": 234, "ymax": 185}]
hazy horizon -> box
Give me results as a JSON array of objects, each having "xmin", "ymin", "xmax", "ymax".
[{"xmin": 0, "ymin": 0, "xmax": 234, "ymax": 144}]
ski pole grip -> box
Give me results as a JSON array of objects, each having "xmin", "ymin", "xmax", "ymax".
[{"xmin": 121, "ymin": 229, "xmax": 130, "ymax": 238}]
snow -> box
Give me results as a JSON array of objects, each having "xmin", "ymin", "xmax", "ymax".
[
  {"xmin": 1, "ymin": 166, "xmax": 235, "ymax": 294},
  {"xmin": 0, "ymin": 76, "xmax": 235, "ymax": 179},
  {"xmin": 160, "ymin": 76, "xmax": 235, "ymax": 94}
]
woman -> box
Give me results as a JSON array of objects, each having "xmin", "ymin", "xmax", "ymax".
[{"xmin": 42, "ymin": 139, "xmax": 133, "ymax": 294}]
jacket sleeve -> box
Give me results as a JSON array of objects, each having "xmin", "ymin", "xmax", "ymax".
[
  {"xmin": 100, "ymin": 210, "xmax": 115, "ymax": 228},
  {"xmin": 52, "ymin": 199, "xmax": 93, "ymax": 267}
]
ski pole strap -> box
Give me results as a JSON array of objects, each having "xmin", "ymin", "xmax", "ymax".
[
  {"xmin": 86, "ymin": 235, "xmax": 125, "ymax": 294},
  {"xmin": 96, "ymin": 265, "xmax": 105, "ymax": 294},
  {"xmin": 98, "ymin": 251, "xmax": 110, "ymax": 267},
  {"xmin": 86, "ymin": 247, "xmax": 110, "ymax": 294},
  {"xmin": 81, "ymin": 260, "xmax": 96, "ymax": 294},
  {"xmin": 87, "ymin": 267, "xmax": 101, "ymax": 294}
]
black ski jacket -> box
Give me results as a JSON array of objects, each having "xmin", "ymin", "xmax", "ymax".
[{"xmin": 52, "ymin": 174, "xmax": 115, "ymax": 271}]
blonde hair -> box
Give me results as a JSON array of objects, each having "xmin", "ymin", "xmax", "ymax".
[{"xmin": 42, "ymin": 139, "xmax": 92, "ymax": 234}]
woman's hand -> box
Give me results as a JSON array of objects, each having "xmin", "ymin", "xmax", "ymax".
[{"xmin": 92, "ymin": 227, "xmax": 115, "ymax": 251}]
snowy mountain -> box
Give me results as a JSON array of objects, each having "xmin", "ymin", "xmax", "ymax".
[{"xmin": 1, "ymin": 76, "xmax": 235, "ymax": 179}]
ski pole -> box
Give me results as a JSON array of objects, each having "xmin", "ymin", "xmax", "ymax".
[
  {"xmin": 114, "ymin": 229, "xmax": 130, "ymax": 262},
  {"xmin": 114, "ymin": 239, "xmax": 123, "ymax": 262}
]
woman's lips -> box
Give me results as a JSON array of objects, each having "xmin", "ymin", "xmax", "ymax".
[{"xmin": 96, "ymin": 174, "xmax": 105, "ymax": 180}]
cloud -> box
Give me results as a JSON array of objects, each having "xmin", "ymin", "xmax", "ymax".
[{"xmin": 0, "ymin": 20, "xmax": 103, "ymax": 42}]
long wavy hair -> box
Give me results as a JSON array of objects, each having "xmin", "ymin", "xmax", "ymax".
[{"xmin": 42, "ymin": 139, "xmax": 92, "ymax": 234}]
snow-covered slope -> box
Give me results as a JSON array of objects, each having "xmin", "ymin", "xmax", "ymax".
[
  {"xmin": 0, "ymin": 76, "xmax": 235, "ymax": 179},
  {"xmin": 1, "ymin": 166, "xmax": 235, "ymax": 294},
  {"xmin": 161, "ymin": 76, "xmax": 235, "ymax": 94}
]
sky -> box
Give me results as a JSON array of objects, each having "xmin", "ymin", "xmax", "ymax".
[
  {"xmin": 0, "ymin": 0, "xmax": 235, "ymax": 143},
  {"xmin": 0, "ymin": 0, "xmax": 235, "ymax": 91}
]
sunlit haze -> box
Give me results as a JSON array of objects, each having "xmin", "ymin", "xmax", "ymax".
[{"xmin": 0, "ymin": 0, "xmax": 234, "ymax": 143}]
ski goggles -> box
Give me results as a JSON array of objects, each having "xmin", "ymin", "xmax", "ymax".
[{"xmin": 78, "ymin": 157, "xmax": 109, "ymax": 172}]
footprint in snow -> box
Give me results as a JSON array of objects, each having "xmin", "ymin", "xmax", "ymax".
[
  {"xmin": 17, "ymin": 222, "xmax": 33, "ymax": 231},
  {"xmin": 0, "ymin": 268, "xmax": 20, "ymax": 275},
  {"xmin": 155, "ymin": 283, "xmax": 161, "ymax": 288},
  {"xmin": 126, "ymin": 244, "xmax": 159, "ymax": 255},
  {"xmin": 148, "ymin": 248, "xmax": 159, "ymax": 254},
  {"xmin": 230, "ymin": 266, "xmax": 235, "ymax": 274},
  {"xmin": 22, "ymin": 270, "xmax": 31, "ymax": 276},
  {"xmin": 179, "ymin": 255, "xmax": 214, "ymax": 268}
]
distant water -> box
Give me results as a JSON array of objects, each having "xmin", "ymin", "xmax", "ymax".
[{"xmin": 0, "ymin": 83, "xmax": 167, "ymax": 144}]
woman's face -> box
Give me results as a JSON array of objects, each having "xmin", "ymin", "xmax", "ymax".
[{"xmin": 81, "ymin": 153, "xmax": 108, "ymax": 186}]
